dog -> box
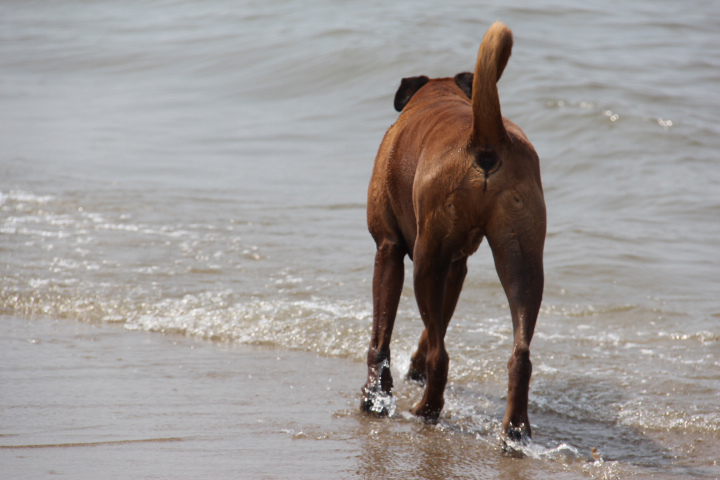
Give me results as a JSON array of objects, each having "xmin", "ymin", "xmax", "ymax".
[{"xmin": 361, "ymin": 22, "xmax": 546, "ymax": 443}]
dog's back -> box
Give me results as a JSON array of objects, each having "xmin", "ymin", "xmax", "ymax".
[
  {"xmin": 368, "ymin": 22, "xmax": 543, "ymax": 258},
  {"xmin": 368, "ymin": 79, "xmax": 473, "ymax": 253}
]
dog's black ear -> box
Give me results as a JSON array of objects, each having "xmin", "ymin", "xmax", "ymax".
[
  {"xmin": 454, "ymin": 72, "xmax": 473, "ymax": 100},
  {"xmin": 394, "ymin": 76, "xmax": 429, "ymax": 112}
]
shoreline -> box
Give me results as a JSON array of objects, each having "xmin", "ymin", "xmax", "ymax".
[{"xmin": 2, "ymin": 317, "xmax": 712, "ymax": 480}]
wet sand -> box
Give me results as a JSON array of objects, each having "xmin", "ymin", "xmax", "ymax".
[
  {"xmin": 0, "ymin": 317, "xmax": 700, "ymax": 480},
  {"xmin": 2, "ymin": 317, "xmax": 367, "ymax": 479}
]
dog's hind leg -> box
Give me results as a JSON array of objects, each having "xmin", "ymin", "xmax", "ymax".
[
  {"xmin": 408, "ymin": 234, "xmax": 460, "ymax": 421},
  {"xmin": 361, "ymin": 237, "xmax": 405, "ymax": 415},
  {"xmin": 486, "ymin": 194, "xmax": 545, "ymax": 442},
  {"xmin": 408, "ymin": 256, "xmax": 468, "ymax": 384}
]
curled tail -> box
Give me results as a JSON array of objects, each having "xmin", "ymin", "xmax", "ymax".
[{"xmin": 471, "ymin": 22, "xmax": 513, "ymax": 146}]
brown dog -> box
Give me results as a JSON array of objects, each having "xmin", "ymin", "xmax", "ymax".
[{"xmin": 361, "ymin": 22, "xmax": 546, "ymax": 443}]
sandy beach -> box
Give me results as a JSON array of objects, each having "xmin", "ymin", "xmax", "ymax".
[{"xmin": 1, "ymin": 317, "xmax": 366, "ymax": 479}]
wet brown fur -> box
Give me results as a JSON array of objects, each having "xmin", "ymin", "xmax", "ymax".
[{"xmin": 362, "ymin": 22, "xmax": 546, "ymax": 442}]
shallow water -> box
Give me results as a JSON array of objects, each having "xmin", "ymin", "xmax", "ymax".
[{"xmin": 2, "ymin": 1, "xmax": 719, "ymax": 478}]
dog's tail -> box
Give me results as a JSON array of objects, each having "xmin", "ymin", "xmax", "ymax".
[{"xmin": 470, "ymin": 22, "xmax": 513, "ymax": 146}]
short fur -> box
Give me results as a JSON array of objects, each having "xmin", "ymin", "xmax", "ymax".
[{"xmin": 362, "ymin": 22, "xmax": 546, "ymax": 442}]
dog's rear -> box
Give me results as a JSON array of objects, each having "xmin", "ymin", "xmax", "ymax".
[{"xmin": 364, "ymin": 22, "xmax": 545, "ymax": 443}]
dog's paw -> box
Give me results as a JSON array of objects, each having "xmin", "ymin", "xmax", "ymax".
[
  {"xmin": 360, "ymin": 386, "xmax": 396, "ymax": 417},
  {"xmin": 500, "ymin": 423, "xmax": 532, "ymax": 455},
  {"xmin": 409, "ymin": 401, "xmax": 442, "ymax": 423},
  {"xmin": 405, "ymin": 368, "xmax": 426, "ymax": 385}
]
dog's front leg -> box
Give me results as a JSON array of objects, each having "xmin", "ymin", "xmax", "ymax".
[
  {"xmin": 409, "ymin": 238, "xmax": 453, "ymax": 421},
  {"xmin": 361, "ymin": 239, "xmax": 405, "ymax": 415}
]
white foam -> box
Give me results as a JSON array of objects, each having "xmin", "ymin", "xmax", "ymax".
[{"xmin": 506, "ymin": 438, "xmax": 583, "ymax": 461}]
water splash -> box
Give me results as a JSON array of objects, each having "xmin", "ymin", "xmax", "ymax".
[
  {"xmin": 504, "ymin": 437, "xmax": 583, "ymax": 461},
  {"xmin": 361, "ymin": 360, "xmax": 397, "ymax": 417},
  {"xmin": 364, "ymin": 389, "xmax": 396, "ymax": 417}
]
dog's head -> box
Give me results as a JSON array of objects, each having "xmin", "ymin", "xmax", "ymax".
[{"xmin": 393, "ymin": 72, "xmax": 474, "ymax": 112}]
